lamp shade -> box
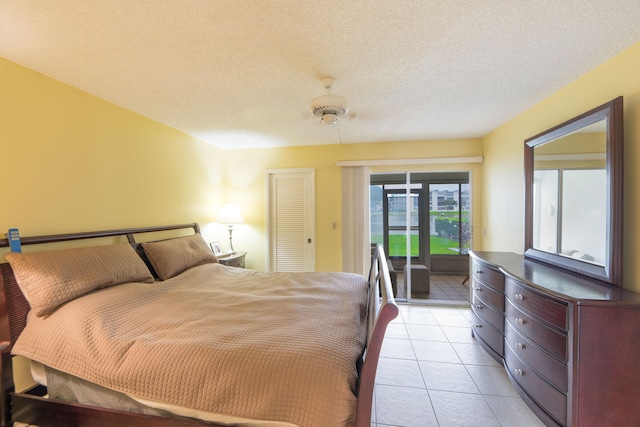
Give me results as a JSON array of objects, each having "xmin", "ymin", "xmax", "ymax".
[{"xmin": 217, "ymin": 204, "xmax": 245, "ymax": 225}]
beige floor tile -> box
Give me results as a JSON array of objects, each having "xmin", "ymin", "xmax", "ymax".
[
  {"xmin": 484, "ymin": 395, "xmax": 546, "ymax": 426},
  {"xmin": 380, "ymin": 337, "xmax": 415, "ymax": 359},
  {"xmin": 384, "ymin": 322, "xmax": 410, "ymax": 339},
  {"xmin": 432, "ymin": 312, "xmax": 472, "ymax": 327},
  {"xmin": 456, "ymin": 307, "xmax": 472, "ymax": 320},
  {"xmin": 465, "ymin": 365, "xmax": 520, "ymax": 397},
  {"xmin": 429, "ymin": 390, "xmax": 501, "ymax": 426},
  {"xmin": 411, "ymin": 340, "xmax": 462, "ymax": 363},
  {"xmin": 427, "ymin": 305, "xmax": 468, "ymax": 314},
  {"xmin": 451, "ymin": 342, "xmax": 502, "ymax": 366},
  {"xmin": 375, "ymin": 385, "xmax": 439, "ymax": 427},
  {"xmin": 419, "ymin": 361, "xmax": 480, "ymax": 394},
  {"xmin": 399, "ymin": 309, "xmax": 438, "ymax": 326},
  {"xmin": 405, "ymin": 324, "xmax": 448, "ymax": 342},
  {"xmin": 375, "ymin": 358, "xmax": 426, "ymax": 388},
  {"xmin": 440, "ymin": 326, "xmax": 476, "ymax": 344}
]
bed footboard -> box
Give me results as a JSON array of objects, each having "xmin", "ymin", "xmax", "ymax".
[{"xmin": 355, "ymin": 244, "xmax": 399, "ymax": 427}]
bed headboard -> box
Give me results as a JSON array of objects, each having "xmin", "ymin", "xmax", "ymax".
[
  {"xmin": 0, "ymin": 223, "xmax": 201, "ymax": 353},
  {"xmin": 0, "ymin": 223, "xmax": 200, "ymax": 249}
]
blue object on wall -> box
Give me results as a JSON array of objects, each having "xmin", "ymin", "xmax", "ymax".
[{"xmin": 7, "ymin": 228, "xmax": 21, "ymax": 253}]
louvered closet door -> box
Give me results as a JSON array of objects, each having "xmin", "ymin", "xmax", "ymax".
[{"xmin": 267, "ymin": 169, "xmax": 315, "ymax": 272}]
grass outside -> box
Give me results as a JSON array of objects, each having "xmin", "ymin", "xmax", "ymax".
[
  {"xmin": 372, "ymin": 234, "xmax": 461, "ymax": 256},
  {"xmin": 372, "ymin": 211, "xmax": 469, "ymax": 256}
]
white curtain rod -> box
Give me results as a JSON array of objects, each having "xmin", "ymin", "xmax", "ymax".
[{"xmin": 336, "ymin": 156, "xmax": 483, "ymax": 167}]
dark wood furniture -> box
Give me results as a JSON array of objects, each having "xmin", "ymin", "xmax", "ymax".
[
  {"xmin": 470, "ymin": 251, "xmax": 640, "ymax": 427},
  {"xmin": 217, "ymin": 251, "xmax": 246, "ymax": 268},
  {"xmin": 0, "ymin": 224, "xmax": 398, "ymax": 427}
]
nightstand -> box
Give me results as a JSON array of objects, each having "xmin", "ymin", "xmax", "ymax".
[{"xmin": 217, "ymin": 251, "xmax": 247, "ymax": 268}]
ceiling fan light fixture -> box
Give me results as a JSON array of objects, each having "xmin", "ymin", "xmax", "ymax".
[{"xmin": 320, "ymin": 112, "xmax": 338, "ymax": 125}]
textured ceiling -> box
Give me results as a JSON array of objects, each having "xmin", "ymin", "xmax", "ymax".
[{"xmin": 1, "ymin": 1, "xmax": 639, "ymax": 149}]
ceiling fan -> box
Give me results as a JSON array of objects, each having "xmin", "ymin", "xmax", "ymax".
[{"xmin": 310, "ymin": 76, "xmax": 349, "ymax": 125}]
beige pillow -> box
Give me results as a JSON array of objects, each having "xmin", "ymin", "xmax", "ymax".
[
  {"xmin": 142, "ymin": 234, "xmax": 218, "ymax": 280},
  {"xmin": 6, "ymin": 244, "xmax": 154, "ymax": 317}
]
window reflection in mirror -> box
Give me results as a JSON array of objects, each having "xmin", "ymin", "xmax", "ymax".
[
  {"xmin": 531, "ymin": 120, "xmax": 607, "ymax": 266},
  {"xmin": 532, "ymin": 169, "xmax": 558, "ymax": 253}
]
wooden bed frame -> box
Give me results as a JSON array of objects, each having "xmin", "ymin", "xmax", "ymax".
[{"xmin": 0, "ymin": 223, "xmax": 398, "ymax": 427}]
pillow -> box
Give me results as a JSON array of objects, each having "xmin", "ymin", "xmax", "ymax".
[
  {"xmin": 142, "ymin": 234, "xmax": 218, "ymax": 280},
  {"xmin": 5, "ymin": 244, "xmax": 154, "ymax": 317}
]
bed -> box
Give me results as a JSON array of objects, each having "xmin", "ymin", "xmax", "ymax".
[{"xmin": 0, "ymin": 223, "xmax": 397, "ymax": 427}]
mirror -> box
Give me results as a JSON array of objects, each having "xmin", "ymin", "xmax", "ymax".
[{"xmin": 524, "ymin": 97, "xmax": 623, "ymax": 286}]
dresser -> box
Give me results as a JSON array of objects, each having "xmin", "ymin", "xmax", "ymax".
[{"xmin": 470, "ymin": 251, "xmax": 640, "ymax": 427}]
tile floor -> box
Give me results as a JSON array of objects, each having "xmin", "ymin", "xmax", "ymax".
[
  {"xmin": 395, "ymin": 274, "xmax": 470, "ymax": 303},
  {"xmin": 372, "ymin": 304, "xmax": 545, "ymax": 427}
]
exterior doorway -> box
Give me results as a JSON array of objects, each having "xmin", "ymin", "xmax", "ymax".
[{"xmin": 370, "ymin": 171, "xmax": 471, "ymax": 303}]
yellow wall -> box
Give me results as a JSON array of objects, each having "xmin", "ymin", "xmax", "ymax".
[{"xmin": 482, "ymin": 42, "xmax": 640, "ymax": 291}]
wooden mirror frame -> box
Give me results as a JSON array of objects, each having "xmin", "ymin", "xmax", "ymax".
[{"xmin": 524, "ymin": 96, "xmax": 623, "ymax": 286}]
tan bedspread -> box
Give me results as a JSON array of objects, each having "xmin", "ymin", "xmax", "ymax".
[{"xmin": 12, "ymin": 263, "xmax": 369, "ymax": 427}]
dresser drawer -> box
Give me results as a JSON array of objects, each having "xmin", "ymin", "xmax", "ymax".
[
  {"xmin": 505, "ymin": 324, "xmax": 567, "ymax": 393},
  {"xmin": 472, "ymin": 278, "xmax": 504, "ymax": 309},
  {"xmin": 472, "ymin": 291, "xmax": 504, "ymax": 332},
  {"xmin": 218, "ymin": 252, "xmax": 246, "ymax": 268},
  {"xmin": 471, "ymin": 310, "xmax": 504, "ymax": 357},
  {"xmin": 223, "ymin": 257, "xmax": 245, "ymax": 268},
  {"xmin": 471, "ymin": 260, "xmax": 505, "ymax": 293},
  {"xmin": 505, "ymin": 346, "xmax": 567, "ymax": 426},
  {"xmin": 505, "ymin": 300, "xmax": 567, "ymax": 361},
  {"xmin": 505, "ymin": 278, "xmax": 567, "ymax": 331}
]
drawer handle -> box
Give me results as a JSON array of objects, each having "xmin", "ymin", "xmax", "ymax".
[
  {"xmin": 514, "ymin": 293, "xmax": 524, "ymax": 301},
  {"xmin": 474, "ymin": 324, "xmax": 482, "ymax": 328},
  {"xmin": 515, "ymin": 342, "xmax": 525, "ymax": 350},
  {"xmin": 475, "ymin": 304, "xmax": 483, "ymax": 309},
  {"xmin": 514, "ymin": 368, "xmax": 524, "ymax": 376},
  {"xmin": 476, "ymin": 270, "xmax": 483, "ymax": 274},
  {"xmin": 476, "ymin": 287, "xmax": 483, "ymax": 291},
  {"xmin": 515, "ymin": 318, "xmax": 525, "ymax": 326}
]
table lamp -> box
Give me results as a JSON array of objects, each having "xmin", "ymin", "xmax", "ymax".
[{"xmin": 217, "ymin": 204, "xmax": 244, "ymax": 254}]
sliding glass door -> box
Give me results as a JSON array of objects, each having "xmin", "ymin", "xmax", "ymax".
[{"xmin": 370, "ymin": 172, "xmax": 471, "ymax": 303}]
